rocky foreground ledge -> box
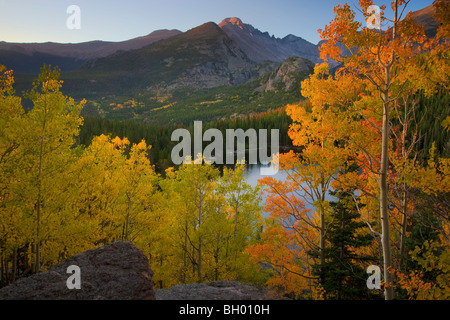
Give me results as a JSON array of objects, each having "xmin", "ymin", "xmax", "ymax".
[
  {"xmin": 155, "ymin": 280, "xmax": 282, "ymax": 300},
  {"xmin": 0, "ymin": 241, "xmax": 155, "ymax": 300},
  {"xmin": 0, "ymin": 241, "xmax": 282, "ymax": 300}
]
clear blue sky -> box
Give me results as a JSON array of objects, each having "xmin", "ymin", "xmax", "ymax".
[{"xmin": 0, "ymin": 0, "xmax": 434, "ymax": 45}]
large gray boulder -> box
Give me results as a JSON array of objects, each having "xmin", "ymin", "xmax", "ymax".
[
  {"xmin": 0, "ymin": 241, "xmax": 155, "ymax": 300},
  {"xmin": 155, "ymin": 280, "xmax": 287, "ymax": 300}
]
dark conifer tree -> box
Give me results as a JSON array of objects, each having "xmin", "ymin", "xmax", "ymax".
[{"xmin": 312, "ymin": 163, "xmax": 381, "ymax": 300}]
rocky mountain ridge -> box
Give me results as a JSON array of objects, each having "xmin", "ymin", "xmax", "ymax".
[
  {"xmin": 1, "ymin": 4, "xmax": 441, "ymax": 122},
  {"xmin": 1, "ymin": 0, "xmax": 439, "ymax": 74},
  {"xmin": 1, "ymin": 17, "xmax": 320, "ymax": 75},
  {"xmin": 0, "ymin": 29, "xmax": 182, "ymax": 73},
  {"xmin": 58, "ymin": 18, "xmax": 322, "ymax": 95},
  {"xmin": 219, "ymin": 17, "xmax": 321, "ymax": 64}
]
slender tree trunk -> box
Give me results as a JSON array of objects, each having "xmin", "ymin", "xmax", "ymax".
[
  {"xmin": 35, "ymin": 137, "xmax": 44, "ymax": 273},
  {"xmin": 398, "ymin": 190, "xmax": 408, "ymax": 269},
  {"xmin": 198, "ymin": 237, "xmax": 202, "ymax": 282},
  {"xmin": 183, "ymin": 220, "xmax": 188, "ymax": 284},
  {"xmin": 192, "ymin": 245, "xmax": 196, "ymax": 276},
  {"xmin": 159, "ymin": 256, "xmax": 163, "ymax": 288},
  {"xmin": 197, "ymin": 231, "xmax": 203, "ymax": 282},
  {"xmin": 320, "ymin": 210, "xmax": 325, "ymax": 266},
  {"xmin": 0, "ymin": 251, "xmax": 4, "ymax": 285},
  {"xmin": 380, "ymin": 93, "xmax": 394, "ymax": 300},
  {"xmin": 233, "ymin": 203, "xmax": 239, "ymax": 238},
  {"xmin": 35, "ymin": 90, "xmax": 48, "ymax": 274},
  {"xmin": 319, "ymin": 131, "xmax": 326, "ymax": 274},
  {"xmin": 197, "ymin": 190, "xmax": 203, "ymax": 283},
  {"xmin": 11, "ymin": 247, "xmax": 17, "ymax": 283},
  {"xmin": 398, "ymin": 97, "xmax": 413, "ymax": 269},
  {"xmin": 215, "ymin": 234, "xmax": 220, "ymax": 281},
  {"xmin": 125, "ymin": 194, "xmax": 131, "ymax": 241}
]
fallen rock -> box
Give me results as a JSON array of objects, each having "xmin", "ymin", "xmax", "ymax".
[
  {"xmin": 0, "ymin": 241, "xmax": 155, "ymax": 300},
  {"xmin": 155, "ymin": 280, "xmax": 287, "ymax": 300}
]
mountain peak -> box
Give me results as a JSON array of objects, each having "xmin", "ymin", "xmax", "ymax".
[
  {"xmin": 219, "ymin": 17, "xmax": 244, "ymax": 28},
  {"xmin": 282, "ymin": 34, "xmax": 298, "ymax": 41},
  {"xmin": 132, "ymin": 29, "xmax": 182, "ymax": 41},
  {"xmin": 187, "ymin": 21, "xmax": 223, "ymax": 36}
]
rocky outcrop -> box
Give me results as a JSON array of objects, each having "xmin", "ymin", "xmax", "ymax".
[
  {"xmin": 0, "ymin": 242, "xmax": 286, "ymax": 300},
  {"xmin": 0, "ymin": 241, "xmax": 155, "ymax": 300},
  {"xmin": 169, "ymin": 23, "xmax": 257, "ymax": 88},
  {"xmin": 260, "ymin": 56, "xmax": 314, "ymax": 92},
  {"xmin": 155, "ymin": 280, "xmax": 287, "ymax": 300}
]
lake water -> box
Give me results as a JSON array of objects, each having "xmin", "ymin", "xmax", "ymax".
[{"xmin": 243, "ymin": 163, "xmax": 335, "ymax": 217}]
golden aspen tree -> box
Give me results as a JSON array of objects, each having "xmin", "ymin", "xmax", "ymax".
[
  {"xmin": 71, "ymin": 134, "xmax": 127, "ymax": 245},
  {"xmin": 120, "ymin": 139, "xmax": 158, "ymax": 242},
  {"xmin": 211, "ymin": 164, "xmax": 263, "ymax": 282},
  {"xmin": 157, "ymin": 160, "xmax": 263, "ymax": 286},
  {"xmin": 313, "ymin": 0, "xmax": 448, "ymax": 299},
  {"xmin": 136, "ymin": 187, "xmax": 176, "ymax": 289},
  {"xmin": 247, "ymin": 175, "xmax": 320, "ymax": 298},
  {"xmin": 16, "ymin": 66, "xmax": 84, "ymax": 272},
  {"xmin": 162, "ymin": 157, "xmax": 221, "ymax": 283},
  {"xmin": 255, "ymin": 91, "xmax": 352, "ymax": 296},
  {"xmin": 0, "ymin": 66, "xmax": 27, "ymax": 284}
]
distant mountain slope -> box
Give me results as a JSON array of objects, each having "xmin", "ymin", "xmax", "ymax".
[
  {"xmin": 1, "ymin": 17, "xmax": 322, "ymax": 77},
  {"xmin": 62, "ymin": 22, "xmax": 260, "ymax": 96},
  {"xmin": 1, "ymin": 1, "xmax": 441, "ymax": 76},
  {"xmin": 4, "ymin": 4, "xmax": 442, "ymax": 123},
  {"xmin": 0, "ymin": 29, "xmax": 182, "ymax": 73},
  {"xmin": 0, "ymin": 50, "xmax": 87, "ymax": 74},
  {"xmin": 409, "ymin": 1, "xmax": 442, "ymax": 38},
  {"xmin": 59, "ymin": 18, "xmax": 322, "ymax": 96}
]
